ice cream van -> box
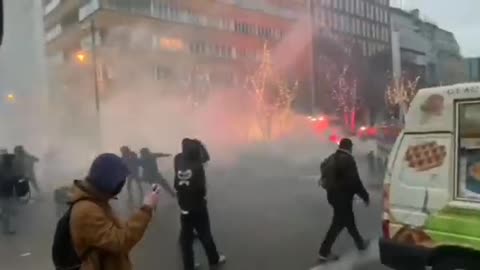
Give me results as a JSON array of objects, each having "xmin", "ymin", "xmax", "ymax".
[{"xmin": 379, "ymin": 83, "xmax": 480, "ymax": 270}]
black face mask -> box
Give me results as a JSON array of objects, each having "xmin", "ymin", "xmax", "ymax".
[{"xmin": 111, "ymin": 179, "xmax": 126, "ymax": 196}]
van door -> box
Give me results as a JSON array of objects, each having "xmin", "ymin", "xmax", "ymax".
[{"xmin": 388, "ymin": 133, "xmax": 452, "ymax": 240}]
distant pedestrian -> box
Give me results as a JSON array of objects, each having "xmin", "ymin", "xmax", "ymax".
[
  {"xmin": 13, "ymin": 146, "xmax": 40, "ymax": 195},
  {"xmin": 0, "ymin": 154, "xmax": 20, "ymax": 234},
  {"xmin": 174, "ymin": 138, "xmax": 226, "ymax": 270},
  {"xmin": 120, "ymin": 146, "xmax": 144, "ymax": 200},
  {"xmin": 318, "ymin": 138, "xmax": 370, "ymax": 262},
  {"xmin": 139, "ymin": 147, "xmax": 175, "ymax": 197}
]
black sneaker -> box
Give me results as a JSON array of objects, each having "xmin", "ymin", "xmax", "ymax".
[
  {"xmin": 318, "ymin": 253, "xmax": 339, "ymax": 262},
  {"xmin": 211, "ymin": 255, "xmax": 227, "ymax": 267},
  {"xmin": 358, "ymin": 239, "xmax": 371, "ymax": 252}
]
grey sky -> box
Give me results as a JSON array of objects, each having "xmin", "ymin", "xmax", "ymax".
[{"xmin": 391, "ymin": 0, "xmax": 480, "ymax": 58}]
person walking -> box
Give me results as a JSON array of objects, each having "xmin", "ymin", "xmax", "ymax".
[
  {"xmin": 13, "ymin": 145, "xmax": 40, "ymax": 194},
  {"xmin": 120, "ymin": 146, "xmax": 144, "ymax": 200},
  {"xmin": 139, "ymin": 147, "xmax": 176, "ymax": 197},
  {"xmin": 0, "ymin": 153, "xmax": 20, "ymax": 234},
  {"xmin": 56, "ymin": 153, "xmax": 160, "ymax": 270},
  {"xmin": 318, "ymin": 138, "xmax": 370, "ymax": 262},
  {"xmin": 174, "ymin": 138, "xmax": 226, "ymax": 270}
]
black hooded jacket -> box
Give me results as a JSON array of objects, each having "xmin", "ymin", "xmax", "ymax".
[
  {"xmin": 329, "ymin": 149, "xmax": 369, "ymax": 203},
  {"xmin": 174, "ymin": 139, "xmax": 208, "ymax": 212}
]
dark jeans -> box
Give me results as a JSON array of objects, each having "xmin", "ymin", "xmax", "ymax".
[
  {"xmin": 126, "ymin": 175, "xmax": 144, "ymax": 199},
  {"xmin": 180, "ymin": 206, "xmax": 220, "ymax": 270},
  {"xmin": 28, "ymin": 176, "xmax": 41, "ymax": 194},
  {"xmin": 319, "ymin": 192, "xmax": 365, "ymax": 256}
]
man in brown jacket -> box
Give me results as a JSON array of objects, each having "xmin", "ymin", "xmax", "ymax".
[{"xmin": 69, "ymin": 153, "xmax": 160, "ymax": 270}]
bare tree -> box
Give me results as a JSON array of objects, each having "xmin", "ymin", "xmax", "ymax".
[{"xmin": 245, "ymin": 44, "xmax": 298, "ymax": 141}]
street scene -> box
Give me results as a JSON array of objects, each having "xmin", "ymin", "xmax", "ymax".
[
  {"xmin": 1, "ymin": 0, "xmax": 480, "ymax": 270},
  {"xmin": 1, "ymin": 137, "xmax": 387, "ymax": 270}
]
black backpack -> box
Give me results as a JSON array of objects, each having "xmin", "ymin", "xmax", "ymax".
[
  {"xmin": 52, "ymin": 199, "xmax": 92, "ymax": 270},
  {"xmin": 319, "ymin": 154, "xmax": 337, "ymax": 190},
  {"xmin": 14, "ymin": 178, "xmax": 30, "ymax": 198}
]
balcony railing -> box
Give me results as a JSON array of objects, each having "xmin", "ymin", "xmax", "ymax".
[
  {"xmin": 79, "ymin": 0, "xmax": 100, "ymax": 21},
  {"xmin": 44, "ymin": 0, "xmax": 61, "ymax": 16},
  {"xmin": 45, "ymin": 24, "xmax": 63, "ymax": 42}
]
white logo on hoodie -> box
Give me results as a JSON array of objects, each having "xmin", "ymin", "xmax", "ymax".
[{"xmin": 177, "ymin": 169, "xmax": 193, "ymax": 186}]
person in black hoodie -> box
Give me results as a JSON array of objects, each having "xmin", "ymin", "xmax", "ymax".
[
  {"xmin": 318, "ymin": 138, "xmax": 370, "ymax": 262},
  {"xmin": 174, "ymin": 138, "xmax": 225, "ymax": 270}
]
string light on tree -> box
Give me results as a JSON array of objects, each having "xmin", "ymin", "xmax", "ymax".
[
  {"xmin": 245, "ymin": 43, "xmax": 298, "ymax": 141},
  {"xmin": 330, "ymin": 65, "xmax": 358, "ymax": 131},
  {"xmin": 386, "ymin": 75, "xmax": 420, "ymax": 122}
]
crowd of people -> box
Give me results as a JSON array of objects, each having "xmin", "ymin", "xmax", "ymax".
[
  {"xmin": 52, "ymin": 138, "xmax": 225, "ymax": 270},
  {"xmin": 50, "ymin": 137, "xmax": 371, "ymax": 270},
  {"xmin": 1, "ymin": 137, "xmax": 371, "ymax": 270},
  {"xmin": 0, "ymin": 145, "xmax": 39, "ymax": 235}
]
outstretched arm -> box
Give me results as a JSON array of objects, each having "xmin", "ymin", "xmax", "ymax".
[{"xmin": 153, "ymin": 153, "xmax": 172, "ymax": 158}]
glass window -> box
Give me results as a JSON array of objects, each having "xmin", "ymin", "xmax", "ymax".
[{"xmin": 457, "ymin": 101, "xmax": 480, "ymax": 201}]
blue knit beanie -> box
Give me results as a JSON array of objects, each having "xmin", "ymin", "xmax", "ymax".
[{"xmin": 87, "ymin": 153, "xmax": 128, "ymax": 197}]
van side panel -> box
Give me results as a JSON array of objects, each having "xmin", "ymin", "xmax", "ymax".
[{"xmin": 388, "ymin": 133, "xmax": 452, "ymax": 247}]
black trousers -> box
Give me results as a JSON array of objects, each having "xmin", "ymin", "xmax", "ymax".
[
  {"xmin": 180, "ymin": 206, "xmax": 220, "ymax": 270},
  {"xmin": 126, "ymin": 175, "xmax": 144, "ymax": 198},
  {"xmin": 319, "ymin": 192, "xmax": 365, "ymax": 256}
]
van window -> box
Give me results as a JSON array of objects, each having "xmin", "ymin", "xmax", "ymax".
[{"xmin": 456, "ymin": 102, "xmax": 480, "ymax": 201}]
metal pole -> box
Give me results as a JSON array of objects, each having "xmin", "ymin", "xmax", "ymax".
[
  {"xmin": 308, "ymin": 0, "xmax": 317, "ymax": 116},
  {"xmin": 90, "ymin": 19, "xmax": 101, "ymax": 148},
  {"xmin": 91, "ymin": 20, "xmax": 100, "ymax": 115}
]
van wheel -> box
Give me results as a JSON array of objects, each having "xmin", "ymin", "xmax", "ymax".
[{"xmin": 432, "ymin": 256, "xmax": 477, "ymax": 270}]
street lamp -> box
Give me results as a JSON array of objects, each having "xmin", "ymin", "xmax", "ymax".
[
  {"xmin": 75, "ymin": 51, "xmax": 87, "ymax": 64},
  {"xmin": 6, "ymin": 93, "xmax": 15, "ymax": 103}
]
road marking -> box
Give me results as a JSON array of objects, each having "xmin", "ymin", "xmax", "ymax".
[{"xmin": 20, "ymin": 252, "xmax": 31, "ymax": 257}]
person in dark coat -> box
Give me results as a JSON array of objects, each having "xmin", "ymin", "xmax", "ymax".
[
  {"xmin": 139, "ymin": 147, "xmax": 175, "ymax": 197},
  {"xmin": 120, "ymin": 146, "xmax": 143, "ymax": 200},
  {"xmin": 318, "ymin": 138, "xmax": 370, "ymax": 262},
  {"xmin": 13, "ymin": 146, "xmax": 40, "ymax": 194},
  {"xmin": 174, "ymin": 138, "xmax": 225, "ymax": 270},
  {"xmin": 0, "ymin": 154, "xmax": 20, "ymax": 234}
]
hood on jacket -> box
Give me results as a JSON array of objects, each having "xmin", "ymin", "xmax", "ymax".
[
  {"xmin": 86, "ymin": 153, "xmax": 129, "ymax": 197},
  {"xmin": 69, "ymin": 180, "xmax": 110, "ymax": 203},
  {"xmin": 181, "ymin": 138, "xmax": 201, "ymax": 161}
]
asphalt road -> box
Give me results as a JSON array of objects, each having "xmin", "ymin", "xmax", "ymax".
[{"xmin": 0, "ymin": 147, "xmax": 389, "ymax": 270}]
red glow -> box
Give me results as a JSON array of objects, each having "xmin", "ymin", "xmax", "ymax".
[
  {"xmin": 313, "ymin": 117, "xmax": 330, "ymax": 134},
  {"xmin": 366, "ymin": 127, "xmax": 377, "ymax": 136},
  {"xmin": 329, "ymin": 134, "xmax": 341, "ymax": 145},
  {"xmin": 357, "ymin": 126, "xmax": 378, "ymax": 139}
]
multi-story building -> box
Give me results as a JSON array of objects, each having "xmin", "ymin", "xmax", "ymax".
[
  {"xmin": 308, "ymin": 0, "xmax": 392, "ymax": 120},
  {"xmin": 466, "ymin": 57, "xmax": 480, "ymax": 82},
  {"xmin": 390, "ymin": 7, "xmax": 428, "ymax": 86},
  {"xmin": 312, "ymin": 0, "xmax": 391, "ymax": 58},
  {"xmin": 42, "ymin": 0, "xmax": 298, "ymax": 137},
  {"xmin": 0, "ymin": 0, "xmax": 47, "ymax": 147},
  {"xmin": 390, "ymin": 7, "xmax": 465, "ymax": 87}
]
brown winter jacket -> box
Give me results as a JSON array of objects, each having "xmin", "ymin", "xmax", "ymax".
[{"xmin": 69, "ymin": 180, "xmax": 152, "ymax": 270}]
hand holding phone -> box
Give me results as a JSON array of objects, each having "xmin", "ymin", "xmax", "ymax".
[{"xmin": 144, "ymin": 184, "xmax": 161, "ymax": 209}]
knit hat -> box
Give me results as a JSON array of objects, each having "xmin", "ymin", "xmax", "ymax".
[{"xmin": 87, "ymin": 153, "xmax": 129, "ymax": 197}]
